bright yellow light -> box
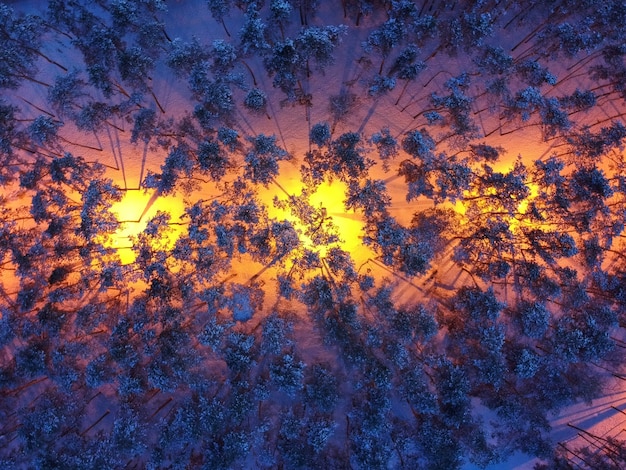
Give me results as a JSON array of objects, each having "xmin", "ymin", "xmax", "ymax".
[
  {"xmin": 453, "ymin": 199, "xmax": 466, "ymax": 217},
  {"xmin": 453, "ymin": 183, "xmax": 541, "ymax": 233},
  {"xmin": 509, "ymin": 182, "xmax": 539, "ymax": 231},
  {"xmin": 263, "ymin": 175, "xmax": 367, "ymax": 261},
  {"xmin": 309, "ymin": 180, "xmax": 365, "ymax": 257},
  {"xmin": 107, "ymin": 189, "xmax": 185, "ymax": 264}
]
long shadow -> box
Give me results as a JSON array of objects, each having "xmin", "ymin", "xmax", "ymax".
[
  {"xmin": 551, "ymin": 393, "xmax": 626, "ymax": 442},
  {"xmin": 137, "ymin": 189, "xmax": 163, "ymax": 223},
  {"xmin": 138, "ymin": 142, "xmax": 148, "ymax": 190},
  {"xmin": 115, "ymin": 189, "xmax": 162, "ymax": 224},
  {"xmin": 357, "ymin": 98, "xmax": 381, "ymax": 134},
  {"xmin": 235, "ymin": 106, "xmax": 257, "ymax": 137},
  {"xmin": 564, "ymin": 392, "xmax": 626, "ymax": 419},
  {"xmin": 106, "ymin": 125, "xmax": 127, "ymax": 189},
  {"xmin": 574, "ymin": 408, "xmax": 626, "ymax": 437},
  {"xmin": 551, "ymin": 407, "xmax": 624, "ymax": 445},
  {"xmin": 249, "ymin": 63, "xmax": 290, "ymax": 153}
]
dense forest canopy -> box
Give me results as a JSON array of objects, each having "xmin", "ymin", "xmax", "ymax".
[{"xmin": 1, "ymin": 0, "xmax": 626, "ymax": 468}]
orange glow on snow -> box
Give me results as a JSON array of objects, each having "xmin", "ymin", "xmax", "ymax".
[{"xmin": 107, "ymin": 189, "xmax": 185, "ymax": 264}]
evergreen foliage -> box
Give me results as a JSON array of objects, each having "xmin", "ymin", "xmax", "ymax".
[{"xmin": 1, "ymin": 1, "xmax": 626, "ymax": 468}]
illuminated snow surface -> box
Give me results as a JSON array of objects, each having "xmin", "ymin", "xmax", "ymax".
[{"xmin": 1, "ymin": 1, "xmax": 626, "ymax": 468}]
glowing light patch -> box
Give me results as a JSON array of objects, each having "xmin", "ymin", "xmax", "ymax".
[
  {"xmin": 509, "ymin": 182, "xmax": 539, "ymax": 232},
  {"xmin": 309, "ymin": 180, "xmax": 366, "ymax": 258},
  {"xmin": 263, "ymin": 175, "xmax": 367, "ymax": 261},
  {"xmin": 107, "ymin": 189, "xmax": 185, "ymax": 264}
]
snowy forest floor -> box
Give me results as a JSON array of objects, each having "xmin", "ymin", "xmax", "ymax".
[{"xmin": 2, "ymin": 1, "xmax": 626, "ymax": 469}]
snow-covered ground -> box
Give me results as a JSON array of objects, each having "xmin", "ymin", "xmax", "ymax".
[{"xmin": 2, "ymin": 1, "xmax": 626, "ymax": 468}]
